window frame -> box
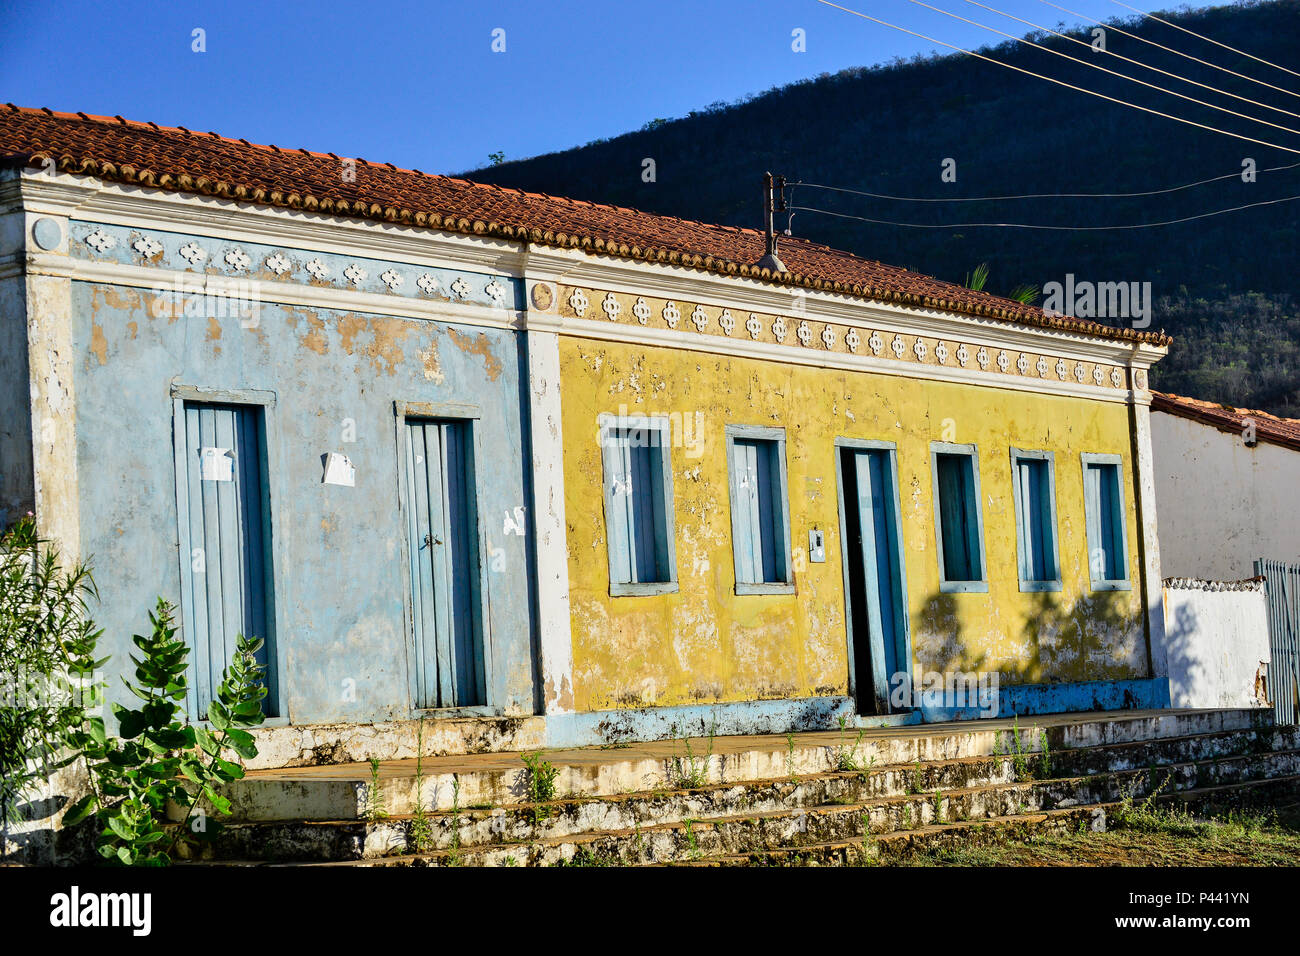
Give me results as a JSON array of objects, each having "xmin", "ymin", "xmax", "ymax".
[
  {"xmin": 597, "ymin": 412, "xmax": 678, "ymax": 597},
  {"xmin": 1080, "ymin": 452, "xmax": 1132, "ymax": 592},
  {"xmin": 929, "ymin": 441, "xmax": 988, "ymax": 594},
  {"xmin": 725, "ymin": 424, "xmax": 794, "ymax": 596},
  {"xmin": 1008, "ymin": 447, "xmax": 1062, "ymax": 593}
]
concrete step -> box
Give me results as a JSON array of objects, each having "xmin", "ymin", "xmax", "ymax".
[
  {"xmin": 221, "ymin": 708, "xmax": 1272, "ymax": 822},
  {"xmin": 182, "ymin": 747, "xmax": 1300, "ymax": 865},
  {"xmin": 680, "ymin": 773, "xmax": 1300, "ymax": 867},
  {"xmin": 188, "ymin": 726, "xmax": 1297, "ymax": 861}
]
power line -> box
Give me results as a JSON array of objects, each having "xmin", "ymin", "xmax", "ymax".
[
  {"xmin": 1038, "ymin": 0, "xmax": 1300, "ymax": 103},
  {"xmin": 900, "ymin": 0, "xmax": 1300, "ymax": 137},
  {"xmin": 814, "ymin": 0, "xmax": 1300, "ymax": 155},
  {"xmin": 963, "ymin": 0, "xmax": 1300, "ymax": 122},
  {"xmin": 788, "ymin": 192, "xmax": 1300, "ymax": 230},
  {"xmin": 1111, "ymin": 0, "xmax": 1300, "ymax": 82},
  {"xmin": 788, "ymin": 161, "xmax": 1300, "ymax": 203}
]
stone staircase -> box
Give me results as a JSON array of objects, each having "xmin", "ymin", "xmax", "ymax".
[{"xmin": 178, "ymin": 708, "xmax": 1300, "ymax": 867}]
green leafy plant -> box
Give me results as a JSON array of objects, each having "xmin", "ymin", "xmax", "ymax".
[
  {"xmin": 669, "ymin": 719, "xmax": 717, "ymax": 790},
  {"xmin": 832, "ymin": 715, "xmax": 870, "ymax": 773},
  {"xmin": 0, "ymin": 516, "xmax": 105, "ymax": 832},
  {"xmin": 522, "ymin": 751, "xmax": 559, "ymax": 823},
  {"xmin": 364, "ymin": 758, "xmax": 388, "ymax": 822},
  {"xmin": 64, "ymin": 598, "xmax": 265, "ymax": 865},
  {"xmin": 409, "ymin": 718, "xmax": 433, "ymax": 852}
]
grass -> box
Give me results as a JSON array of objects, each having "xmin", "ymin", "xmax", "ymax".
[{"xmin": 889, "ymin": 800, "xmax": 1300, "ymax": 867}]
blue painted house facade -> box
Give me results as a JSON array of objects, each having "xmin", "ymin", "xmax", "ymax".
[{"xmin": 0, "ymin": 107, "xmax": 1179, "ymax": 768}]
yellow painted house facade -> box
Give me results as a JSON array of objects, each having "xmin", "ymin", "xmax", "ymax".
[{"xmin": 2, "ymin": 107, "xmax": 1173, "ymax": 756}]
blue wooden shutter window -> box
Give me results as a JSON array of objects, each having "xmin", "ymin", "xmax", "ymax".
[
  {"xmin": 936, "ymin": 453, "xmax": 982, "ymax": 582},
  {"xmin": 175, "ymin": 401, "xmax": 274, "ymax": 718},
  {"xmin": 604, "ymin": 425, "xmax": 671, "ymax": 586},
  {"xmin": 1084, "ymin": 460, "xmax": 1127, "ymax": 583},
  {"xmin": 731, "ymin": 437, "xmax": 787, "ymax": 584},
  {"xmin": 1014, "ymin": 456, "xmax": 1057, "ymax": 584}
]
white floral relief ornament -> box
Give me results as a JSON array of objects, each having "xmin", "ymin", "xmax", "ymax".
[
  {"xmin": 132, "ymin": 236, "xmax": 163, "ymax": 258},
  {"xmin": 568, "ymin": 289, "xmax": 589, "ymax": 316},
  {"xmin": 224, "ymin": 249, "xmax": 251, "ymax": 271},
  {"xmin": 868, "ymin": 331, "xmax": 883, "ymax": 356},
  {"xmin": 845, "ymin": 328, "xmax": 860, "ymax": 353},
  {"xmin": 485, "ymin": 279, "xmax": 506, "ymax": 304},
  {"xmin": 913, "ymin": 338, "xmax": 928, "ymax": 361},
  {"xmin": 305, "ymin": 258, "xmax": 329, "ymax": 280},
  {"xmin": 997, "ymin": 350, "xmax": 1010, "ymax": 373},
  {"xmin": 1093, "ymin": 366, "xmax": 1105, "ymax": 386},
  {"xmin": 772, "ymin": 315, "xmax": 787, "ymax": 342},
  {"xmin": 1036, "ymin": 356, "xmax": 1049, "ymax": 377},
  {"xmin": 745, "ymin": 313, "xmax": 762, "ymax": 339},
  {"xmin": 956, "ymin": 343, "xmax": 969, "ymax": 367},
  {"xmin": 1111, "ymin": 367, "xmax": 1124, "ymax": 388},
  {"xmin": 381, "ymin": 270, "xmax": 405, "ymax": 291},
  {"xmin": 343, "ymin": 264, "xmax": 369, "ymax": 286},
  {"xmin": 179, "ymin": 242, "xmax": 206, "ymax": 266},
  {"xmin": 85, "ymin": 228, "xmax": 116, "ymax": 253},
  {"xmin": 601, "ymin": 292, "xmax": 621, "ymax": 321},
  {"xmin": 265, "ymin": 253, "xmax": 292, "ymax": 276},
  {"xmin": 977, "ymin": 347, "xmax": 990, "ymax": 370},
  {"xmin": 632, "ymin": 297, "xmax": 652, "ymax": 325},
  {"xmin": 1056, "ymin": 358, "xmax": 1068, "ymax": 380},
  {"xmin": 1016, "ymin": 354, "xmax": 1030, "ymax": 375},
  {"xmin": 796, "ymin": 321, "xmax": 812, "ymax": 347},
  {"xmin": 416, "ymin": 273, "xmax": 439, "ymax": 295},
  {"xmin": 891, "ymin": 334, "xmax": 906, "ymax": 359},
  {"xmin": 934, "ymin": 341, "xmax": 949, "ymax": 365},
  {"xmin": 820, "ymin": 324, "xmax": 836, "ymax": 349},
  {"xmin": 663, "ymin": 301, "xmax": 681, "ymax": 328},
  {"xmin": 691, "ymin": 305, "xmax": 709, "ymax": 332},
  {"xmin": 718, "ymin": 310, "xmax": 736, "ymax": 336}
]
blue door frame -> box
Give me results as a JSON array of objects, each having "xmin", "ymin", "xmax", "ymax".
[
  {"xmin": 398, "ymin": 407, "xmax": 489, "ymax": 711},
  {"xmin": 835, "ymin": 439, "xmax": 912, "ymax": 715}
]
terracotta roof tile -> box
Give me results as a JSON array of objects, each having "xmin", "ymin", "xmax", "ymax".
[
  {"xmin": 1152, "ymin": 390, "xmax": 1300, "ymax": 452},
  {"xmin": 0, "ymin": 104, "xmax": 1170, "ymax": 347}
]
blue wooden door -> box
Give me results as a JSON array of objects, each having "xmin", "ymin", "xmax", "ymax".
[
  {"xmin": 843, "ymin": 448, "xmax": 907, "ymax": 714},
  {"xmin": 174, "ymin": 402, "xmax": 273, "ymax": 717},
  {"xmin": 404, "ymin": 419, "xmax": 485, "ymax": 709}
]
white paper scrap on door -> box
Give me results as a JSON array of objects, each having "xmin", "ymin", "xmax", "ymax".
[{"xmin": 200, "ymin": 447, "xmax": 234, "ymax": 482}]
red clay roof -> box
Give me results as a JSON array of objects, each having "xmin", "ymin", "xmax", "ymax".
[
  {"xmin": 1152, "ymin": 390, "xmax": 1300, "ymax": 452},
  {"xmin": 0, "ymin": 104, "xmax": 1169, "ymax": 347}
]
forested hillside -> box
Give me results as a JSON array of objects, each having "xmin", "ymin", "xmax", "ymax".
[{"xmin": 466, "ymin": 1, "xmax": 1300, "ymax": 416}]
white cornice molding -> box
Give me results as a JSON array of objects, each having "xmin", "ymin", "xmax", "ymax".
[
  {"xmin": 17, "ymin": 170, "xmax": 1167, "ymax": 374},
  {"xmin": 25, "ymin": 253, "xmax": 522, "ymax": 331},
  {"xmin": 524, "ymin": 310, "xmax": 1137, "ymax": 405}
]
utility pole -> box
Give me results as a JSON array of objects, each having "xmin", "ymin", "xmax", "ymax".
[{"xmin": 757, "ymin": 171, "xmax": 787, "ymax": 273}]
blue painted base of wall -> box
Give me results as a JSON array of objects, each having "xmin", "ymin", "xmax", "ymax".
[{"xmin": 542, "ymin": 677, "xmax": 1173, "ymax": 748}]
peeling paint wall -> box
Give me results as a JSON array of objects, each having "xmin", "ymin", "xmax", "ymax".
[
  {"xmin": 560, "ymin": 337, "xmax": 1149, "ymax": 713},
  {"xmin": 68, "ymin": 267, "xmax": 536, "ymax": 726},
  {"xmin": 0, "ymin": 199, "xmax": 35, "ymax": 528}
]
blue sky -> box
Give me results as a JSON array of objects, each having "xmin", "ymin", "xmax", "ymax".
[{"xmin": 2, "ymin": 0, "xmax": 1181, "ymax": 174}]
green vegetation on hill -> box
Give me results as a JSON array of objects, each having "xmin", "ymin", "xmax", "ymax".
[{"xmin": 468, "ymin": 1, "xmax": 1300, "ymax": 417}]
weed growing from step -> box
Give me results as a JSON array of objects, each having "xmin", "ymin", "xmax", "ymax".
[
  {"xmin": 1004, "ymin": 716, "xmax": 1054, "ymax": 782},
  {"xmin": 669, "ymin": 719, "xmax": 717, "ymax": 789},
  {"xmin": 409, "ymin": 718, "xmax": 433, "ymax": 853},
  {"xmin": 908, "ymin": 761, "xmax": 923, "ymax": 795},
  {"xmin": 832, "ymin": 715, "xmax": 871, "ymax": 773},
  {"xmin": 365, "ymin": 758, "xmax": 388, "ymax": 822},
  {"xmin": 786, "ymin": 732, "xmax": 798, "ymax": 782},
  {"xmin": 933, "ymin": 789, "xmax": 945, "ymax": 824},
  {"xmin": 683, "ymin": 818, "xmax": 701, "ymax": 860},
  {"xmin": 522, "ymin": 751, "xmax": 559, "ymax": 824},
  {"xmin": 447, "ymin": 775, "xmax": 463, "ymax": 866}
]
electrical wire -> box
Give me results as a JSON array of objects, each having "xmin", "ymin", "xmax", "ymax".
[
  {"xmin": 1111, "ymin": 0, "xmax": 1300, "ymax": 82},
  {"xmin": 788, "ymin": 192, "xmax": 1300, "ymax": 230},
  {"xmin": 1037, "ymin": 0, "xmax": 1300, "ymax": 102},
  {"xmin": 962, "ymin": 0, "xmax": 1300, "ymax": 121},
  {"xmin": 814, "ymin": 0, "xmax": 1300, "ymax": 155},
  {"xmin": 900, "ymin": 0, "xmax": 1300, "ymax": 137},
  {"xmin": 787, "ymin": 161, "xmax": 1300, "ymax": 202}
]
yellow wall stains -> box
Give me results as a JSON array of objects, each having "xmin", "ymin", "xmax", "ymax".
[{"xmin": 560, "ymin": 336, "xmax": 1148, "ymax": 713}]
